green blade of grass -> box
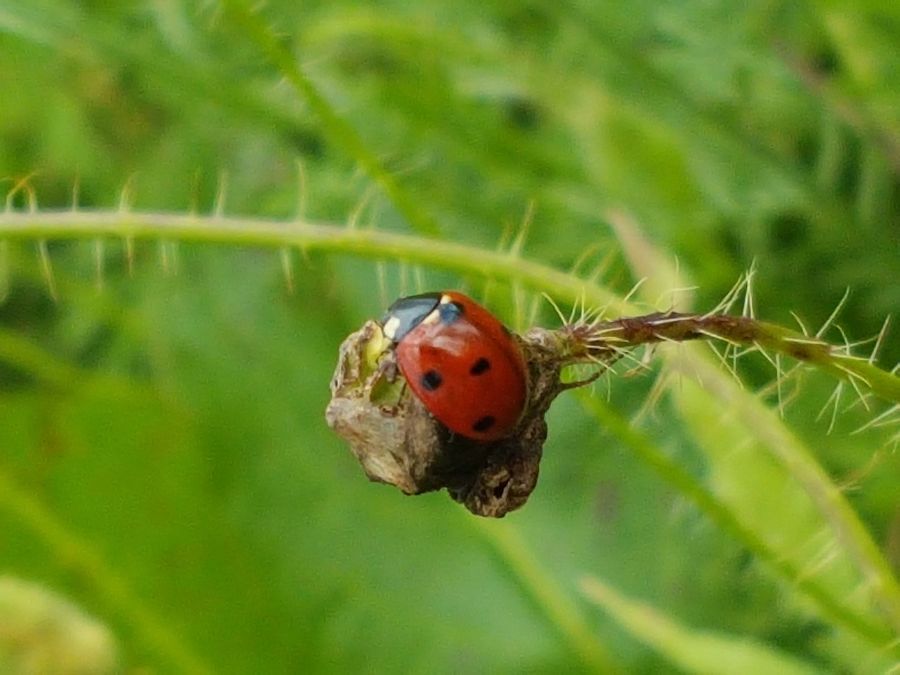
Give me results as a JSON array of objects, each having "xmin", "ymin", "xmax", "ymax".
[
  {"xmin": 470, "ymin": 518, "xmax": 622, "ymax": 674},
  {"xmin": 577, "ymin": 392, "xmax": 897, "ymax": 655},
  {"xmin": 580, "ymin": 576, "xmax": 824, "ymax": 675},
  {"xmin": 668, "ymin": 347, "xmax": 900, "ymax": 636},
  {"xmin": 611, "ymin": 210, "xmax": 900, "ymax": 639}
]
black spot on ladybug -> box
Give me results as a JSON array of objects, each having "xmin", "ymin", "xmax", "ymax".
[
  {"xmin": 421, "ymin": 369, "xmax": 443, "ymax": 391},
  {"xmin": 472, "ymin": 415, "xmax": 496, "ymax": 433},
  {"xmin": 469, "ymin": 357, "xmax": 491, "ymax": 376},
  {"xmin": 438, "ymin": 301, "xmax": 463, "ymax": 324}
]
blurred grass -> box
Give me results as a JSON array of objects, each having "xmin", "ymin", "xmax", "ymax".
[{"xmin": 0, "ymin": 0, "xmax": 898, "ymax": 673}]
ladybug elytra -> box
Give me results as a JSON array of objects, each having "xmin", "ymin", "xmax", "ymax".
[{"xmin": 380, "ymin": 291, "xmax": 527, "ymax": 442}]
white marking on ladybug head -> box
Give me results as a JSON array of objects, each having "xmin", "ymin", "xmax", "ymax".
[
  {"xmin": 422, "ymin": 309, "xmax": 441, "ymax": 325},
  {"xmin": 439, "ymin": 294, "xmax": 452, "ymax": 304},
  {"xmin": 382, "ymin": 316, "xmax": 400, "ymax": 340}
]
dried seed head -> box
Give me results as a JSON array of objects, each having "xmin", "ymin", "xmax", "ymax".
[{"xmin": 326, "ymin": 321, "xmax": 578, "ymax": 517}]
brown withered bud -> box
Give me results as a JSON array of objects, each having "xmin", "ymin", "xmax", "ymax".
[{"xmin": 326, "ymin": 320, "xmax": 587, "ymax": 517}]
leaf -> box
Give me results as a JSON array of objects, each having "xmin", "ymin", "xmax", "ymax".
[{"xmin": 581, "ymin": 576, "xmax": 823, "ymax": 675}]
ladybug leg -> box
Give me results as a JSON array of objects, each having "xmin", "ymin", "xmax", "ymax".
[
  {"xmin": 367, "ymin": 341, "xmax": 400, "ymax": 385},
  {"xmin": 378, "ymin": 357, "xmax": 400, "ymax": 383},
  {"xmin": 369, "ymin": 354, "xmax": 410, "ymax": 415}
]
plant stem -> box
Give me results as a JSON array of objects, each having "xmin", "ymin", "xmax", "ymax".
[
  {"xmin": 471, "ymin": 518, "xmax": 623, "ymax": 674},
  {"xmin": 566, "ymin": 312, "xmax": 900, "ymax": 404},
  {"xmin": 0, "ymin": 209, "xmax": 628, "ymax": 310},
  {"xmin": 578, "ymin": 392, "xmax": 899, "ymax": 654},
  {"xmin": 0, "ymin": 211, "xmax": 896, "ymax": 403},
  {"xmin": 219, "ymin": 0, "xmax": 442, "ymax": 237}
]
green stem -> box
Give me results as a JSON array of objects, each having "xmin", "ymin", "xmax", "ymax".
[
  {"xmin": 219, "ymin": 0, "xmax": 442, "ymax": 237},
  {"xmin": 754, "ymin": 321, "xmax": 900, "ymax": 403},
  {"xmin": 565, "ymin": 313, "xmax": 900, "ymax": 404},
  {"xmin": 470, "ymin": 518, "xmax": 622, "ymax": 673},
  {"xmin": 0, "ymin": 209, "xmax": 627, "ymax": 311},
  {"xmin": 668, "ymin": 347, "xmax": 900, "ymax": 637},
  {"xmin": 577, "ymin": 392, "xmax": 898, "ymax": 654}
]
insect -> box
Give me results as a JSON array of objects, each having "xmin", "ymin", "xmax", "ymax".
[{"xmin": 380, "ymin": 291, "xmax": 527, "ymax": 442}]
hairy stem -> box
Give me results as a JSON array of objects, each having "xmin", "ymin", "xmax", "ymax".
[
  {"xmin": 566, "ymin": 312, "xmax": 900, "ymax": 404},
  {"xmin": 0, "ymin": 211, "xmax": 896, "ymax": 403},
  {"xmin": 0, "ymin": 210, "xmax": 628, "ymax": 311}
]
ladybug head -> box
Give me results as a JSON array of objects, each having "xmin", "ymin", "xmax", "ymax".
[{"xmin": 380, "ymin": 292, "xmax": 463, "ymax": 343}]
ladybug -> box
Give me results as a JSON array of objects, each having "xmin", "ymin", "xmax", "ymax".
[{"xmin": 380, "ymin": 291, "xmax": 527, "ymax": 442}]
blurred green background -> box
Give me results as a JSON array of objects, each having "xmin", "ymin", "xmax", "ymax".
[{"xmin": 0, "ymin": 1, "xmax": 898, "ymax": 673}]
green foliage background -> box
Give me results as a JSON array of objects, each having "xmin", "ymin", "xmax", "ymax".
[{"xmin": 0, "ymin": 1, "xmax": 898, "ymax": 672}]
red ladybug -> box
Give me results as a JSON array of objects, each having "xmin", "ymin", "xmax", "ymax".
[{"xmin": 380, "ymin": 291, "xmax": 527, "ymax": 442}]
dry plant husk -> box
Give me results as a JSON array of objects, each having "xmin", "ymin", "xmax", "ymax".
[{"xmin": 326, "ymin": 321, "xmax": 579, "ymax": 517}]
